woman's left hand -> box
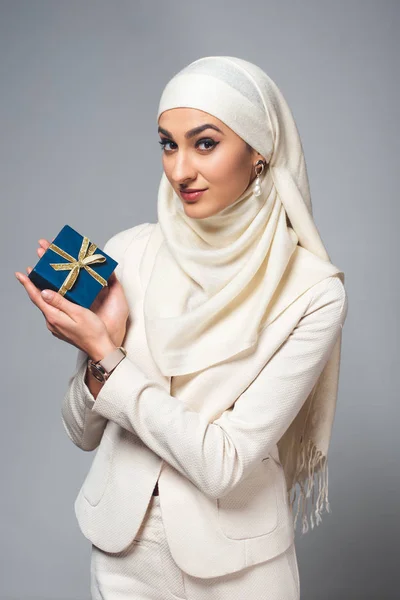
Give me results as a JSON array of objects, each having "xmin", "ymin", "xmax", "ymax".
[{"xmin": 15, "ymin": 269, "xmax": 116, "ymax": 362}]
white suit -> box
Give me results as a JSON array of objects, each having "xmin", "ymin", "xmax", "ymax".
[{"xmin": 62, "ymin": 222, "xmax": 347, "ymax": 583}]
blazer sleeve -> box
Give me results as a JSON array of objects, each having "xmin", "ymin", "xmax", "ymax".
[
  {"xmin": 89, "ymin": 275, "xmax": 348, "ymax": 497},
  {"xmin": 61, "ymin": 222, "xmax": 152, "ymax": 451}
]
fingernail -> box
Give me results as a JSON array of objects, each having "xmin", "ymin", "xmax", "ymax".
[
  {"xmin": 41, "ymin": 290, "xmax": 53, "ymax": 300},
  {"xmin": 15, "ymin": 273, "xmax": 22, "ymax": 282}
]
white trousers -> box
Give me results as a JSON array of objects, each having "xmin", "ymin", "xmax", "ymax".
[{"xmin": 90, "ymin": 494, "xmax": 300, "ymax": 599}]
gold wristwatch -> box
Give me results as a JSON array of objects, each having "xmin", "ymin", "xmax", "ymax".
[{"xmin": 88, "ymin": 346, "xmax": 127, "ymax": 383}]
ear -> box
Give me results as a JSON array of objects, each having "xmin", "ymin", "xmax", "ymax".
[
  {"xmin": 256, "ymin": 152, "xmax": 267, "ymax": 163},
  {"xmin": 250, "ymin": 148, "xmax": 267, "ymax": 164}
]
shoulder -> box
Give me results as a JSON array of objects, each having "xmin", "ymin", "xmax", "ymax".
[
  {"xmin": 304, "ymin": 274, "xmax": 348, "ymax": 328},
  {"xmin": 103, "ymin": 222, "xmax": 155, "ymax": 263}
]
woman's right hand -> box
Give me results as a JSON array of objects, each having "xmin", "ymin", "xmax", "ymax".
[{"xmin": 29, "ymin": 239, "xmax": 130, "ymax": 348}]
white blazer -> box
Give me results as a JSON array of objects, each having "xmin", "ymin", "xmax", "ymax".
[{"xmin": 62, "ymin": 222, "xmax": 348, "ymax": 579}]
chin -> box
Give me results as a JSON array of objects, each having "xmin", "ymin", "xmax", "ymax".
[{"xmin": 183, "ymin": 204, "xmax": 218, "ymax": 219}]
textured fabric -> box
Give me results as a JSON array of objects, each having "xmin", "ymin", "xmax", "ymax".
[
  {"xmin": 62, "ymin": 222, "xmax": 348, "ymax": 579},
  {"xmin": 91, "ymin": 275, "xmax": 346, "ymax": 506},
  {"xmin": 144, "ymin": 56, "xmax": 347, "ymax": 532},
  {"xmin": 90, "ymin": 494, "xmax": 300, "ymax": 599},
  {"xmin": 148, "ymin": 55, "xmax": 341, "ymax": 374}
]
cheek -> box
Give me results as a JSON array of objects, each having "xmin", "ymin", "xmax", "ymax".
[
  {"xmin": 205, "ymin": 151, "xmax": 248, "ymax": 185},
  {"xmin": 210, "ymin": 152, "xmax": 251, "ymax": 199},
  {"xmin": 162, "ymin": 156, "xmax": 176, "ymax": 186}
]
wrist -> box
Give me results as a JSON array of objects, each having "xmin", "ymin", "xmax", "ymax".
[
  {"xmin": 85, "ymin": 364, "xmax": 105, "ymax": 399},
  {"xmin": 87, "ymin": 343, "xmax": 127, "ymax": 386},
  {"xmin": 109, "ymin": 327, "xmax": 126, "ymax": 349},
  {"xmin": 88, "ymin": 337, "xmax": 117, "ymax": 363}
]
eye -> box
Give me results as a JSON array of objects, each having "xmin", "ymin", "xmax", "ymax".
[
  {"xmin": 196, "ymin": 138, "xmax": 219, "ymax": 151},
  {"xmin": 158, "ymin": 137, "xmax": 219, "ymax": 153},
  {"xmin": 158, "ymin": 138, "xmax": 176, "ymax": 152}
]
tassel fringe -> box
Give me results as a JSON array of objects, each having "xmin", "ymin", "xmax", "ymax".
[{"xmin": 287, "ymin": 438, "xmax": 330, "ymax": 534}]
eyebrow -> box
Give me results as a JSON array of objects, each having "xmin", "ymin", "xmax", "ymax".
[{"xmin": 157, "ymin": 123, "xmax": 225, "ymax": 139}]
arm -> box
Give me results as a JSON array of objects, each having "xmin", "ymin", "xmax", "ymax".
[
  {"xmin": 61, "ymin": 223, "xmax": 151, "ymax": 451},
  {"xmin": 61, "ymin": 349, "xmax": 108, "ymax": 451},
  {"xmin": 90, "ymin": 275, "xmax": 348, "ymax": 497}
]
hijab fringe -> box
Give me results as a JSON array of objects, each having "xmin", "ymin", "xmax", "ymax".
[{"xmin": 288, "ymin": 437, "xmax": 330, "ymax": 535}]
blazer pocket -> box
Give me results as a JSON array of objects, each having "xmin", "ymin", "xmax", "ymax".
[
  {"xmin": 82, "ymin": 432, "xmax": 114, "ymax": 506},
  {"xmin": 217, "ymin": 458, "xmax": 278, "ymax": 539}
]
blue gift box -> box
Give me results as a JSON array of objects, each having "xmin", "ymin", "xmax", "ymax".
[{"xmin": 28, "ymin": 224, "xmax": 118, "ymax": 309}]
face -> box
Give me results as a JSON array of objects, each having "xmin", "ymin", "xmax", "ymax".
[{"xmin": 158, "ymin": 108, "xmax": 265, "ymax": 218}]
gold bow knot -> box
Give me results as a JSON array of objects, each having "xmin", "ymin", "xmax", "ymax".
[{"xmin": 48, "ymin": 236, "xmax": 108, "ymax": 296}]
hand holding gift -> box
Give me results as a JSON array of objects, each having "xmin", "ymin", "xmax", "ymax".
[{"xmin": 15, "ymin": 226, "xmax": 130, "ymax": 361}]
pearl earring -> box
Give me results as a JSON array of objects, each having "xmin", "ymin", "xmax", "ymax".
[{"xmin": 253, "ymin": 160, "xmax": 266, "ymax": 197}]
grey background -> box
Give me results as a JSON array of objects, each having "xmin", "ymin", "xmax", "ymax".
[{"xmin": 1, "ymin": 1, "xmax": 398, "ymax": 599}]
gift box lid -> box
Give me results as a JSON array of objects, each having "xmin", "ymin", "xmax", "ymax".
[{"xmin": 28, "ymin": 224, "xmax": 118, "ymax": 308}]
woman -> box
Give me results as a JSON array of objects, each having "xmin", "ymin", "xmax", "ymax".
[{"xmin": 16, "ymin": 56, "xmax": 348, "ymax": 599}]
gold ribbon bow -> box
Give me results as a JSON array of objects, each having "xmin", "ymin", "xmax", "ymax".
[{"xmin": 48, "ymin": 236, "xmax": 108, "ymax": 296}]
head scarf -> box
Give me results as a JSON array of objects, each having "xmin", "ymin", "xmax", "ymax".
[{"xmin": 144, "ymin": 56, "xmax": 345, "ymax": 533}]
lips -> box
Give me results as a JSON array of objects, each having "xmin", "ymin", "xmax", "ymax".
[{"xmin": 180, "ymin": 189, "xmax": 207, "ymax": 202}]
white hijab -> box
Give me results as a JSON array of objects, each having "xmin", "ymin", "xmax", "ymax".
[{"xmin": 144, "ymin": 56, "xmax": 345, "ymax": 532}]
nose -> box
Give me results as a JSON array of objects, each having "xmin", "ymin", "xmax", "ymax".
[{"xmin": 169, "ymin": 151, "xmax": 197, "ymax": 187}]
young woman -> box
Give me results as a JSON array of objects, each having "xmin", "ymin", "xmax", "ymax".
[{"xmin": 16, "ymin": 56, "xmax": 348, "ymax": 599}]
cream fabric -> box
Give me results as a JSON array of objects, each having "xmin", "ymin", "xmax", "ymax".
[
  {"xmin": 144, "ymin": 56, "xmax": 347, "ymax": 531},
  {"xmin": 90, "ymin": 495, "xmax": 300, "ymax": 599},
  {"xmin": 62, "ymin": 223, "xmax": 348, "ymax": 579},
  {"xmin": 147, "ymin": 55, "xmax": 340, "ymax": 375}
]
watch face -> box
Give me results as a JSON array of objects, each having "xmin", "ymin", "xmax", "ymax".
[{"xmin": 89, "ymin": 363, "xmax": 106, "ymax": 383}]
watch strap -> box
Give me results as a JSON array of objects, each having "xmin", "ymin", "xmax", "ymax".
[{"xmin": 99, "ymin": 346, "xmax": 127, "ymax": 373}]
